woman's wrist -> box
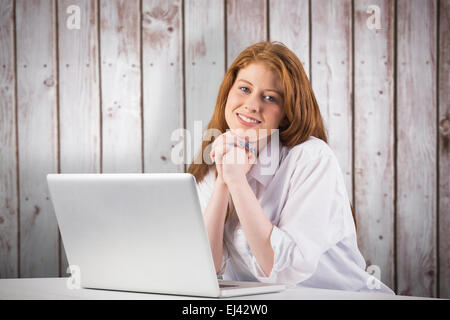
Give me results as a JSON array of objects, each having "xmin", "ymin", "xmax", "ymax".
[
  {"xmin": 214, "ymin": 175, "xmax": 227, "ymax": 188},
  {"xmin": 223, "ymin": 175, "xmax": 248, "ymax": 191},
  {"xmin": 214, "ymin": 176, "xmax": 231, "ymax": 199}
]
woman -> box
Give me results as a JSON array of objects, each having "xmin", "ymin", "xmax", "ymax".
[{"xmin": 188, "ymin": 41, "xmax": 393, "ymax": 293}]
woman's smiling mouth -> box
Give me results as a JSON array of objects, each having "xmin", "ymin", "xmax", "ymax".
[{"xmin": 236, "ymin": 113, "xmax": 262, "ymax": 127}]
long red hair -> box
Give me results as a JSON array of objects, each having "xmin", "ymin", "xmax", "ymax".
[{"xmin": 187, "ymin": 41, "xmax": 356, "ymax": 229}]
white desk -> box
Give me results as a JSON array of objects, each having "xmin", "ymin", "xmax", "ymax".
[{"xmin": 0, "ymin": 278, "xmax": 437, "ymax": 300}]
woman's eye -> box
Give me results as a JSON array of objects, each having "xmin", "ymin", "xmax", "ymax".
[
  {"xmin": 264, "ymin": 95, "xmax": 276, "ymax": 102},
  {"xmin": 238, "ymin": 86, "xmax": 277, "ymax": 103}
]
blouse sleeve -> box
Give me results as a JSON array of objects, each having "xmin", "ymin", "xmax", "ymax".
[{"xmin": 248, "ymin": 151, "xmax": 351, "ymax": 285}]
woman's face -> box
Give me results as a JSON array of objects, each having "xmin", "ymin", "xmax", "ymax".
[{"xmin": 224, "ymin": 62, "xmax": 285, "ymax": 141}]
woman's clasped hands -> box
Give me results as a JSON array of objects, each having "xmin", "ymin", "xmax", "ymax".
[{"xmin": 209, "ymin": 130, "xmax": 257, "ymax": 186}]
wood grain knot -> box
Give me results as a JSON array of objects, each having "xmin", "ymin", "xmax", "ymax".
[
  {"xmin": 439, "ymin": 118, "xmax": 450, "ymax": 136},
  {"xmin": 43, "ymin": 77, "xmax": 55, "ymax": 87}
]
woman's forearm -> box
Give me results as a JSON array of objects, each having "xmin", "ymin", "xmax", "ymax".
[
  {"xmin": 227, "ymin": 179, "xmax": 274, "ymax": 277},
  {"xmin": 202, "ymin": 178, "xmax": 230, "ymax": 273}
]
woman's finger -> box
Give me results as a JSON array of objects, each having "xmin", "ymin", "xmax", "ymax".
[
  {"xmin": 214, "ymin": 142, "xmax": 240, "ymax": 165},
  {"xmin": 212, "ymin": 131, "xmax": 255, "ymax": 165},
  {"xmin": 210, "ymin": 131, "xmax": 233, "ymax": 161},
  {"xmin": 247, "ymin": 148, "xmax": 257, "ymax": 164},
  {"xmin": 213, "ymin": 130, "xmax": 253, "ymax": 151}
]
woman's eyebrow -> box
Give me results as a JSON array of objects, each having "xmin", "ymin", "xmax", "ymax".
[{"xmin": 237, "ymin": 78, "xmax": 283, "ymax": 96}]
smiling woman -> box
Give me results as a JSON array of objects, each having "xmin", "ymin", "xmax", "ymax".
[
  {"xmin": 225, "ymin": 63, "xmax": 285, "ymax": 137},
  {"xmin": 187, "ymin": 41, "xmax": 393, "ymax": 294}
]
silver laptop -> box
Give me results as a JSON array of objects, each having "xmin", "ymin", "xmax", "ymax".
[{"xmin": 47, "ymin": 173, "xmax": 286, "ymax": 298}]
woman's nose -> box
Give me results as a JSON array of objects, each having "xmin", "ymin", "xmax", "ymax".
[{"xmin": 244, "ymin": 94, "xmax": 262, "ymax": 113}]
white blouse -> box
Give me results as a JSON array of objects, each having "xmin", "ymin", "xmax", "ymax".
[{"xmin": 196, "ymin": 134, "xmax": 394, "ymax": 294}]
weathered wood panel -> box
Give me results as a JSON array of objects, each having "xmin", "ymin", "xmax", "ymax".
[
  {"xmin": 57, "ymin": 0, "xmax": 100, "ymax": 276},
  {"xmin": 269, "ymin": 0, "xmax": 310, "ymax": 78},
  {"xmin": 439, "ymin": 0, "xmax": 450, "ymax": 299},
  {"xmin": 100, "ymin": 0, "xmax": 142, "ymax": 173},
  {"xmin": 184, "ymin": 0, "xmax": 225, "ymax": 166},
  {"xmin": 397, "ymin": 0, "xmax": 437, "ymax": 297},
  {"xmin": 16, "ymin": 0, "xmax": 59, "ymax": 277},
  {"xmin": 226, "ymin": 0, "xmax": 267, "ymax": 67},
  {"xmin": 0, "ymin": 0, "xmax": 448, "ymax": 299},
  {"xmin": 142, "ymin": 0, "xmax": 183, "ymax": 173},
  {"xmin": 311, "ymin": 0, "xmax": 353, "ymax": 201},
  {"xmin": 0, "ymin": 0, "xmax": 18, "ymax": 278},
  {"xmin": 354, "ymin": 0, "xmax": 395, "ymax": 290}
]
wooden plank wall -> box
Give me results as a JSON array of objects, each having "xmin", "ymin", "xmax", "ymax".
[
  {"xmin": 15, "ymin": 0, "xmax": 59, "ymax": 278},
  {"xmin": 184, "ymin": 0, "xmax": 225, "ymax": 166},
  {"xmin": 0, "ymin": 0, "xmax": 448, "ymax": 298},
  {"xmin": 311, "ymin": 0, "xmax": 353, "ymax": 202},
  {"xmin": 354, "ymin": 0, "xmax": 395, "ymax": 293},
  {"xmin": 439, "ymin": 0, "xmax": 450, "ymax": 300},
  {"xmin": 397, "ymin": 0, "xmax": 438, "ymax": 298},
  {"xmin": 0, "ymin": 0, "xmax": 18, "ymax": 278},
  {"xmin": 57, "ymin": 0, "xmax": 101, "ymax": 278}
]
